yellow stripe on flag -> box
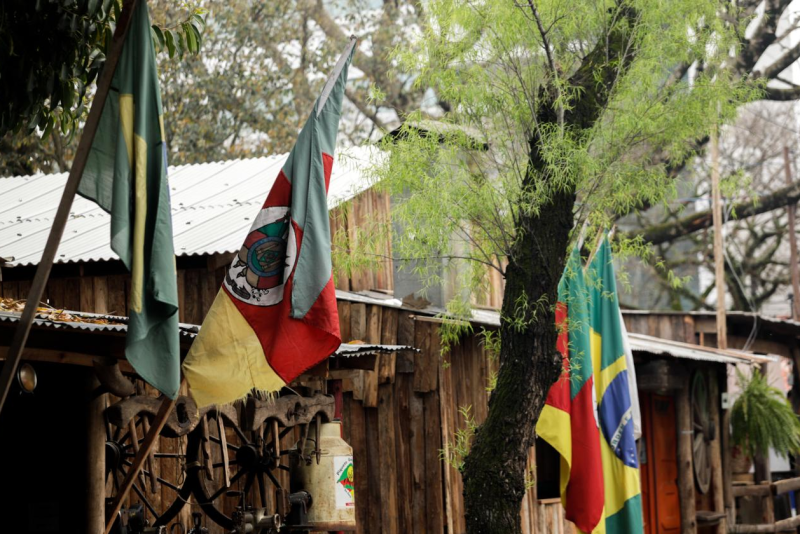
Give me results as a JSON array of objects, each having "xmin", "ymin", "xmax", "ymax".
[
  {"xmin": 131, "ymin": 133, "xmax": 147, "ymax": 313},
  {"xmin": 119, "ymin": 95, "xmax": 134, "ymax": 165},
  {"xmin": 537, "ymin": 404, "xmax": 572, "ymax": 497},
  {"xmin": 183, "ymin": 290, "xmax": 285, "ymax": 406},
  {"xmin": 599, "ymin": 433, "xmax": 641, "ymax": 517}
]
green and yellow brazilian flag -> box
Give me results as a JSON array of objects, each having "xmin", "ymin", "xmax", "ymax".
[{"xmin": 79, "ymin": 0, "xmax": 180, "ymax": 399}]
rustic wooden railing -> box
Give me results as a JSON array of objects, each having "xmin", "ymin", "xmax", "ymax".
[{"xmin": 729, "ymin": 477, "xmax": 800, "ymax": 533}]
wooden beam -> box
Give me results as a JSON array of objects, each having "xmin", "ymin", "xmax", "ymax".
[
  {"xmin": 711, "ymin": 125, "xmax": 727, "ymax": 350},
  {"xmin": 86, "ymin": 375, "xmax": 106, "ymax": 534},
  {"xmin": 784, "ymin": 146, "xmax": 800, "ymax": 320},
  {"xmin": 0, "ymin": 347, "xmax": 135, "ymax": 373},
  {"xmin": 708, "ymin": 374, "xmax": 726, "ymax": 534},
  {"xmin": 771, "ymin": 476, "xmax": 800, "ymax": 495},
  {"xmin": 677, "ymin": 385, "xmax": 698, "ymax": 533},
  {"xmin": 732, "ymin": 484, "xmax": 772, "ymax": 498},
  {"xmin": 0, "ymin": 0, "xmax": 139, "ymax": 415}
]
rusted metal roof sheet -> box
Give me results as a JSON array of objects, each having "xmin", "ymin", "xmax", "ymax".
[
  {"xmin": 628, "ymin": 332, "xmax": 776, "ymax": 365},
  {"xmin": 0, "ymin": 309, "xmax": 414, "ymax": 357},
  {"xmin": 0, "ymin": 146, "xmax": 380, "ymax": 266}
]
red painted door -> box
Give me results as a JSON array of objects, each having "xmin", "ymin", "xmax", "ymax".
[{"xmin": 641, "ymin": 392, "xmax": 682, "ymax": 534}]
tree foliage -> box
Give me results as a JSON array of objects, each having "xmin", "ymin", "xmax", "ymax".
[
  {"xmin": 371, "ymin": 1, "xmax": 755, "ymax": 531},
  {"xmin": 0, "ymin": 0, "xmax": 206, "ymax": 176}
]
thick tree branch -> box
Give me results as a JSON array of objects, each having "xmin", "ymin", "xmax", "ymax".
[
  {"xmin": 627, "ymin": 179, "xmax": 800, "ymax": 245},
  {"xmin": 736, "ymin": 0, "xmax": 793, "ymax": 74},
  {"xmin": 765, "ymin": 85, "xmax": 800, "ymax": 101},
  {"xmin": 760, "ymin": 40, "xmax": 800, "ymax": 79}
]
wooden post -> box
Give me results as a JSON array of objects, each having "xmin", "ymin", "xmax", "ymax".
[
  {"xmin": 0, "ymin": 0, "xmax": 139, "ymax": 416},
  {"xmin": 87, "ymin": 375, "xmax": 106, "ymax": 534},
  {"xmin": 783, "ymin": 146, "xmax": 800, "ymax": 320},
  {"xmin": 711, "ymin": 125, "xmax": 727, "ymax": 350},
  {"xmin": 721, "ymin": 369, "xmax": 735, "ymax": 525},
  {"xmin": 677, "ymin": 384, "xmax": 698, "ymax": 534},
  {"xmin": 709, "ymin": 373, "xmax": 726, "ymax": 534},
  {"xmin": 104, "ymin": 382, "xmax": 181, "ymax": 534}
]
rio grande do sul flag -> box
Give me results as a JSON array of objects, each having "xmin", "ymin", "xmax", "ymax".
[
  {"xmin": 536, "ymin": 248, "xmax": 605, "ymax": 533},
  {"xmin": 78, "ymin": 0, "xmax": 180, "ymax": 399},
  {"xmin": 588, "ymin": 236, "xmax": 643, "ymax": 533},
  {"xmin": 182, "ymin": 39, "xmax": 356, "ymax": 407}
]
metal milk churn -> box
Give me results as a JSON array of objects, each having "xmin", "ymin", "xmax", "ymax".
[{"xmin": 290, "ymin": 420, "xmax": 356, "ymax": 531}]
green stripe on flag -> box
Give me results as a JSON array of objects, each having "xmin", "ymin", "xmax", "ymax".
[{"xmin": 79, "ymin": 0, "xmax": 180, "ymax": 399}]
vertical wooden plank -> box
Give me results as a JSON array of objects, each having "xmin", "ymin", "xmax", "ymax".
[
  {"xmin": 338, "ymin": 300, "xmax": 352, "ymax": 341},
  {"xmin": 177, "ymin": 270, "xmax": 186, "ymax": 323},
  {"xmin": 439, "ymin": 353, "xmax": 456, "ymax": 534},
  {"xmin": 93, "ymin": 276, "xmax": 109, "ymax": 314},
  {"xmin": 106, "ymin": 275, "xmax": 127, "ymax": 316},
  {"xmin": 80, "ymin": 277, "xmax": 94, "ymax": 312},
  {"xmin": 201, "ymin": 272, "xmax": 217, "ymax": 319},
  {"xmin": 366, "ymin": 305, "xmax": 382, "ymax": 344},
  {"xmin": 413, "ymin": 321, "xmax": 432, "ymax": 392},
  {"xmin": 424, "ymin": 390, "xmax": 444, "ymax": 534},
  {"xmin": 379, "ymin": 309, "xmax": 399, "ymax": 383},
  {"xmin": 394, "ymin": 374, "xmax": 414, "ymax": 534},
  {"xmin": 64, "ymin": 277, "xmax": 81, "ymax": 310},
  {"xmin": 347, "ymin": 394, "xmax": 369, "ymax": 534},
  {"xmin": 410, "ymin": 391, "xmax": 427, "ymax": 533},
  {"xmin": 396, "ymin": 312, "xmax": 416, "ymax": 373},
  {"xmin": 365, "ymin": 408, "xmax": 383, "ymax": 534},
  {"xmin": 351, "ymin": 302, "xmax": 367, "ymax": 341},
  {"xmin": 47, "ymin": 278, "xmax": 65, "ymax": 308},
  {"xmin": 708, "ymin": 372, "xmax": 726, "ymax": 534},
  {"xmin": 427, "ymin": 325, "xmax": 440, "ymax": 392},
  {"xmin": 677, "ymin": 384, "xmax": 698, "ymax": 534},
  {"xmin": 378, "ymin": 385, "xmax": 399, "ymax": 534},
  {"xmin": 183, "ymin": 270, "xmax": 200, "ymax": 324}
]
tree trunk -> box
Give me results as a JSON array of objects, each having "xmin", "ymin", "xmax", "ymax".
[{"xmin": 462, "ymin": 186, "xmax": 575, "ymax": 533}]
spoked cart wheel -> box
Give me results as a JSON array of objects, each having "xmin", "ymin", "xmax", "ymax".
[
  {"xmin": 185, "ymin": 393, "xmax": 335, "ymax": 530},
  {"xmin": 104, "ymin": 394, "xmax": 199, "ymax": 529},
  {"xmin": 691, "ymin": 371, "xmax": 713, "ymax": 495}
]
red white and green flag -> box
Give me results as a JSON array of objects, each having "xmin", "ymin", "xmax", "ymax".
[
  {"xmin": 182, "ymin": 39, "xmax": 356, "ymax": 407},
  {"xmin": 536, "ymin": 247, "xmax": 605, "ymax": 533}
]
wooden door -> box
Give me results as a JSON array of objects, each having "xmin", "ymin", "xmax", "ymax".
[{"xmin": 641, "ymin": 392, "xmax": 682, "ymax": 534}]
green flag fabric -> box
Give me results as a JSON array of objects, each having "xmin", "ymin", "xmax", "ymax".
[{"xmin": 79, "ymin": 0, "xmax": 180, "ymax": 399}]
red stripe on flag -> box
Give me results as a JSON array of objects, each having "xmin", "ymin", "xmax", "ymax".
[
  {"xmin": 566, "ymin": 376, "xmax": 605, "ymax": 532},
  {"xmin": 264, "ymin": 170, "xmax": 292, "ymax": 207},
  {"xmin": 322, "ymin": 152, "xmax": 334, "ymax": 193},
  {"xmin": 545, "ymin": 301, "xmax": 571, "ymax": 413}
]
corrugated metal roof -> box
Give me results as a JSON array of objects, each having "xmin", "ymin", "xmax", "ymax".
[
  {"xmin": 0, "ymin": 146, "xmax": 381, "ymax": 266},
  {"xmin": 0, "ymin": 309, "xmax": 414, "ymax": 357},
  {"xmin": 628, "ymin": 333, "xmax": 776, "ymax": 365},
  {"xmin": 336, "ymin": 291, "xmax": 776, "ymax": 364},
  {"xmin": 335, "ymin": 289, "xmax": 502, "ymax": 327}
]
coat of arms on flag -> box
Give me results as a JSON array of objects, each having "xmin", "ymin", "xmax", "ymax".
[{"xmin": 183, "ymin": 38, "xmax": 357, "ymax": 407}]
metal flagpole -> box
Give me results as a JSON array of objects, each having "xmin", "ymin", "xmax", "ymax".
[{"xmin": 0, "ymin": 0, "xmax": 140, "ymax": 416}]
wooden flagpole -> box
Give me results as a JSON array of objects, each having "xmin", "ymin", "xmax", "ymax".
[
  {"xmin": 783, "ymin": 146, "xmax": 800, "ymax": 321},
  {"xmin": 710, "ymin": 121, "xmax": 728, "ymax": 349},
  {"xmin": 0, "ymin": 0, "xmax": 140, "ymax": 415}
]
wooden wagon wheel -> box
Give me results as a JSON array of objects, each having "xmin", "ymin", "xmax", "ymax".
[
  {"xmin": 691, "ymin": 371, "xmax": 713, "ymax": 494},
  {"xmin": 105, "ymin": 411, "xmax": 192, "ymax": 528},
  {"xmin": 185, "ymin": 407, "xmax": 291, "ymax": 530}
]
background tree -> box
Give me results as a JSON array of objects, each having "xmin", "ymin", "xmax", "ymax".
[
  {"xmin": 0, "ymin": 0, "xmax": 205, "ymax": 175},
  {"xmin": 372, "ymin": 1, "xmax": 753, "ymax": 532},
  {"xmin": 0, "ymin": 0, "xmax": 432, "ymax": 173}
]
